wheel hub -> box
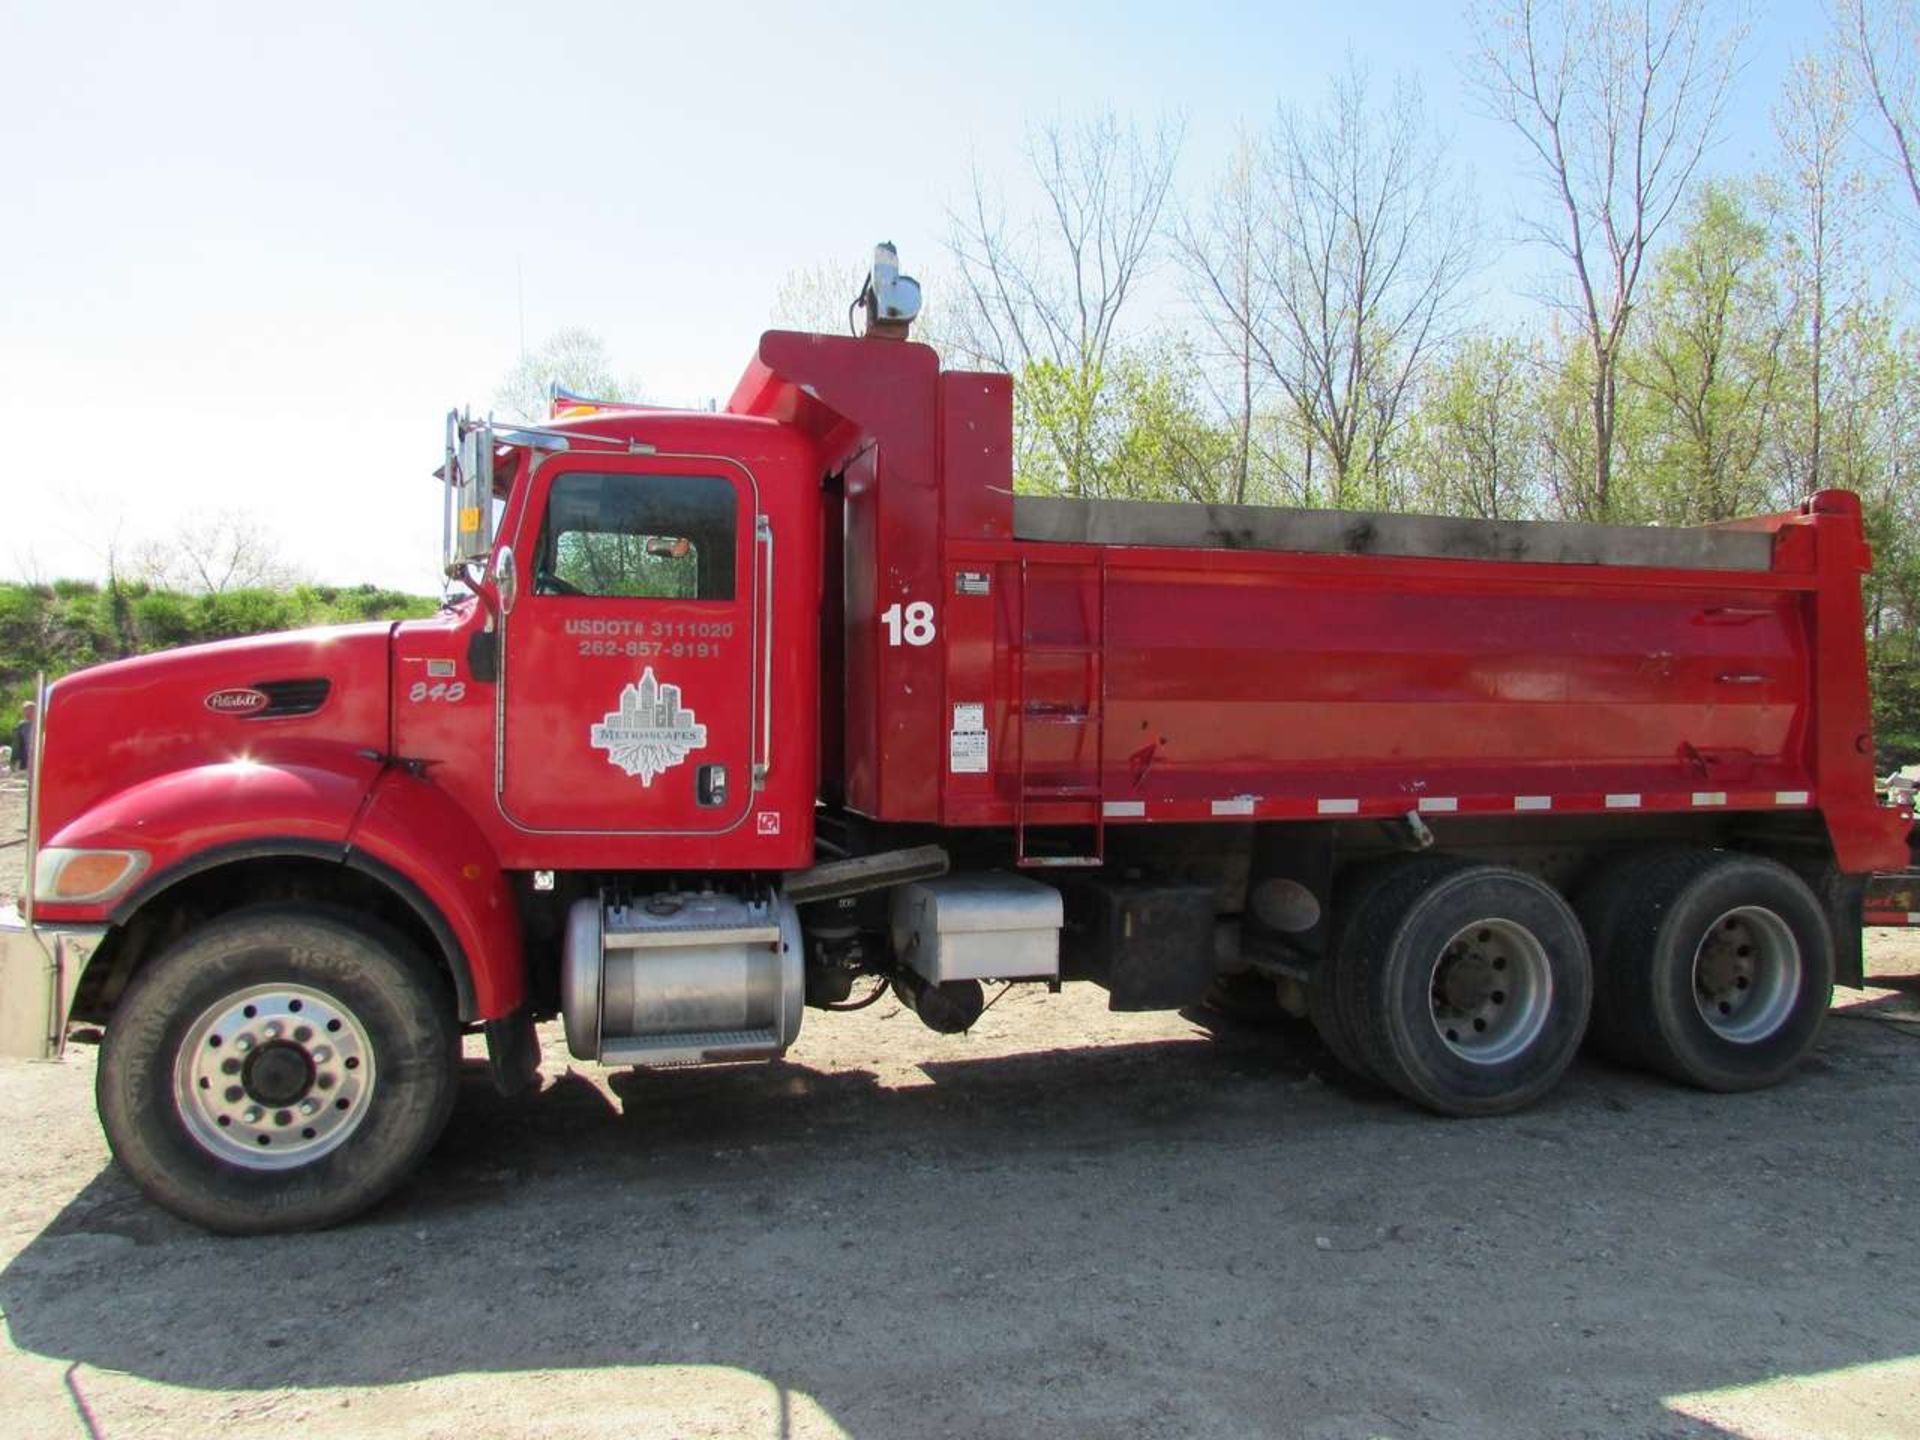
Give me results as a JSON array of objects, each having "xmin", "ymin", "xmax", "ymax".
[
  {"xmin": 173, "ymin": 984, "xmax": 375, "ymax": 1170},
  {"xmin": 1428, "ymin": 920, "xmax": 1552, "ymax": 1066},
  {"xmin": 242, "ymin": 1041, "xmax": 316, "ymax": 1107},
  {"xmin": 1691, "ymin": 906, "xmax": 1801, "ymax": 1044}
]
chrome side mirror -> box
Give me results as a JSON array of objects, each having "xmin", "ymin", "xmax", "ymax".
[
  {"xmin": 442, "ymin": 410, "xmax": 495, "ymax": 575},
  {"xmin": 495, "ymin": 546, "xmax": 518, "ymax": 615}
]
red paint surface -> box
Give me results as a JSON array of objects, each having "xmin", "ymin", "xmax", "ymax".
[{"xmin": 348, "ymin": 767, "xmax": 525, "ymax": 1019}]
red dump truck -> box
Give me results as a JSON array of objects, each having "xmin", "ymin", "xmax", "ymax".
[{"xmin": 3, "ymin": 246, "xmax": 1908, "ymax": 1232}]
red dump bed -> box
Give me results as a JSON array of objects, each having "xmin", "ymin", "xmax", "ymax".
[{"xmin": 731, "ymin": 331, "xmax": 1907, "ymax": 876}]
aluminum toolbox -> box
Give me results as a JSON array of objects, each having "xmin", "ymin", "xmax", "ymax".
[{"xmin": 890, "ymin": 874, "xmax": 1062, "ymax": 984}]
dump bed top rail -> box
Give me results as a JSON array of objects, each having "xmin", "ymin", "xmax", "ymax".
[{"xmin": 1012, "ymin": 496, "xmax": 1777, "ymax": 572}]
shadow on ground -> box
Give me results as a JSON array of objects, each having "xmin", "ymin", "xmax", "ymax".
[{"xmin": 6, "ymin": 1001, "xmax": 1920, "ymax": 1439}]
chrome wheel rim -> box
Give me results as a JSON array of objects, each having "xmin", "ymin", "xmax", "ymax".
[
  {"xmin": 1428, "ymin": 918, "xmax": 1553, "ymax": 1065},
  {"xmin": 173, "ymin": 983, "xmax": 375, "ymax": 1170},
  {"xmin": 1692, "ymin": 906, "xmax": 1801, "ymax": 1044}
]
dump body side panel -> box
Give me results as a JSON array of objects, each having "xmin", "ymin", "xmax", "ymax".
[{"xmin": 934, "ymin": 503, "xmax": 1903, "ymax": 873}]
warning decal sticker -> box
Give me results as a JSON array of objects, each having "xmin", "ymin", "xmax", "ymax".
[{"xmin": 949, "ymin": 701, "xmax": 988, "ymax": 774}]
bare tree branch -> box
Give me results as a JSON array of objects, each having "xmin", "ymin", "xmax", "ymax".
[
  {"xmin": 946, "ymin": 113, "xmax": 1184, "ymax": 496},
  {"xmin": 1468, "ymin": 0, "xmax": 1745, "ymax": 518},
  {"xmin": 1839, "ymin": 0, "xmax": 1920, "ymax": 220},
  {"xmin": 1220, "ymin": 58, "xmax": 1479, "ymax": 506}
]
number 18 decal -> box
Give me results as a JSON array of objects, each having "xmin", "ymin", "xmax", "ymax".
[{"xmin": 881, "ymin": 600, "xmax": 936, "ymax": 647}]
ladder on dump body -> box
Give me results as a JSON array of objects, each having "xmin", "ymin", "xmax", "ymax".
[{"xmin": 1013, "ymin": 554, "xmax": 1108, "ymax": 868}]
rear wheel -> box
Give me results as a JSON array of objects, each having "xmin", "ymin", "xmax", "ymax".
[
  {"xmin": 1307, "ymin": 951, "xmax": 1374, "ymax": 1082},
  {"xmin": 1574, "ymin": 849, "xmax": 1689, "ymax": 1065},
  {"xmin": 1584, "ymin": 851, "xmax": 1833, "ymax": 1091},
  {"xmin": 1309, "ymin": 860, "xmax": 1444, "ymax": 1087},
  {"xmin": 1338, "ymin": 861, "xmax": 1591, "ymax": 1117},
  {"xmin": 98, "ymin": 905, "xmax": 459, "ymax": 1234}
]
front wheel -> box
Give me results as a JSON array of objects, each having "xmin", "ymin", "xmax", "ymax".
[{"xmin": 98, "ymin": 905, "xmax": 459, "ymax": 1234}]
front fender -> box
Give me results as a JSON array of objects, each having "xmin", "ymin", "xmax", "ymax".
[
  {"xmin": 35, "ymin": 757, "xmax": 382, "ymax": 924},
  {"xmin": 346, "ymin": 768, "xmax": 524, "ymax": 1022}
]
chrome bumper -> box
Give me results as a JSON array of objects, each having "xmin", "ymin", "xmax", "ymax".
[{"xmin": 0, "ymin": 904, "xmax": 107, "ymax": 1060}]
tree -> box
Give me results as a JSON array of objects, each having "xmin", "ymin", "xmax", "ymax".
[
  {"xmin": 494, "ymin": 328, "xmax": 642, "ymax": 423},
  {"xmin": 1470, "ymin": 0, "xmax": 1745, "ymax": 519},
  {"xmin": 1009, "ymin": 340, "xmax": 1239, "ymax": 502},
  {"xmin": 1623, "ymin": 183, "xmax": 1792, "ymax": 522},
  {"xmin": 1404, "ymin": 334, "xmax": 1545, "ymax": 519},
  {"xmin": 1770, "ymin": 45, "xmax": 1874, "ymax": 496},
  {"xmin": 770, "ymin": 262, "xmax": 864, "ymax": 335},
  {"xmin": 1104, "ymin": 340, "xmax": 1242, "ymax": 503},
  {"xmin": 1237, "ymin": 60, "xmax": 1478, "ymax": 510},
  {"xmin": 1839, "ymin": 0, "xmax": 1920, "ymax": 222},
  {"xmin": 135, "ymin": 511, "xmax": 298, "ymax": 596},
  {"xmin": 1820, "ymin": 303, "xmax": 1920, "ymax": 648},
  {"xmin": 1176, "ymin": 134, "xmax": 1275, "ymax": 505},
  {"xmin": 947, "ymin": 112, "xmax": 1182, "ymax": 496}
]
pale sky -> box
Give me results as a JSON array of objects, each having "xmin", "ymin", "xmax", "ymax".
[{"xmin": 2, "ymin": 0, "xmax": 1823, "ymax": 593}]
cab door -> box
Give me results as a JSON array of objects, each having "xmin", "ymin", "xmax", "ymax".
[{"xmin": 498, "ymin": 456, "xmax": 760, "ymax": 835}]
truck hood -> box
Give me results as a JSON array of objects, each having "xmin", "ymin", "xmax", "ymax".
[{"xmin": 35, "ymin": 622, "xmax": 395, "ymax": 848}]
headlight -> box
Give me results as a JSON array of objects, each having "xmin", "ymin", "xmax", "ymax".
[{"xmin": 33, "ymin": 848, "xmax": 149, "ymax": 905}]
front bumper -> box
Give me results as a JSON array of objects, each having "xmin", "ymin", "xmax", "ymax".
[{"xmin": 0, "ymin": 904, "xmax": 107, "ymax": 1060}]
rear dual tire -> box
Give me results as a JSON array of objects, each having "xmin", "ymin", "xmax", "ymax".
[
  {"xmin": 1329, "ymin": 860, "xmax": 1592, "ymax": 1117},
  {"xmin": 1578, "ymin": 851, "xmax": 1832, "ymax": 1091}
]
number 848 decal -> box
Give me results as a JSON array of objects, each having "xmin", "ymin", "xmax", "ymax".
[{"xmin": 407, "ymin": 680, "xmax": 468, "ymax": 703}]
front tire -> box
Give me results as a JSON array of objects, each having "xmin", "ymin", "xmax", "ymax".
[{"xmin": 98, "ymin": 905, "xmax": 459, "ymax": 1234}]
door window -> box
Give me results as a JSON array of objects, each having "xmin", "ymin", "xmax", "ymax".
[{"xmin": 535, "ymin": 472, "xmax": 737, "ymax": 600}]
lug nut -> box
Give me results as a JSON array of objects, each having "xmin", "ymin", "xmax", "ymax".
[
  {"xmin": 300, "ymin": 1101, "xmax": 318, "ymax": 1117},
  {"xmin": 234, "ymin": 1037, "xmax": 253, "ymax": 1054},
  {"xmin": 264, "ymin": 1023, "xmax": 282, "ymax": 1040},
  {"xmin": 311, "ymin": 1047, "xmax": 330, "ymax": 1063},
  {"xmin": 243, "ymin": 1108, "xmax": 262, "ymax": 1125}
]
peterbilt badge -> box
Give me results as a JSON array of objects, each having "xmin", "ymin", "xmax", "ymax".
[
  {"xmin": 589, "ymin": 668, "xmax": 707, "ymax": 784},
  {"xmin": 204, "ymin": 687, "xmax": 270, "ymax": 716}
]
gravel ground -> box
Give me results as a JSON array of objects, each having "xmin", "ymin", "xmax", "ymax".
[{"xmin": 2, "ymin": 773, "xmax": 1919, "ymax": 1439}]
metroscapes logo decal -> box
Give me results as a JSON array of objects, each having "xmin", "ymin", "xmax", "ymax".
[{"xmin": 588, "ymin": 668, "xmax": 708, "ymax": 784}]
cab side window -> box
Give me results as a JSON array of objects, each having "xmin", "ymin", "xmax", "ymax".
[{"xmin": 536, "ymin": 472, "xmax": 737, "ymax": 600}]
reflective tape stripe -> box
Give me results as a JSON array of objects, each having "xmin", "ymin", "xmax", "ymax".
[
  {"xmin": 1774, "ymin": 790, "xmax": 1810, "ymax": 805},
  {"xmin": 1604, "ymin": 793, "xmax": 1641, "ymax": 809},
  {"xmin": 1317, "ymin": 798, "xmax": 1359, "ymax": 815},
  {"xmin": 1416, "ymin": 797, "xmax": 1458, "ymax": 813},
  {"xmin": 1211, "ymin": 797, "xmax": 1255, "ymax": 817},
  {"xmin": 1103, "ymin": 800, "xmax": 1145, "ymax": 818},
  {"xmin": 1514, "ymin": 796, "xmax": 1552, "ymax": 811},
  {"xmin": 1692, "ymin": 792, "xmax": 1727, "ymax": 807}
]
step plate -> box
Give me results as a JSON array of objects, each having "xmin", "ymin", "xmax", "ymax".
[{"xmin": 601, "ymin": 1028, "xmax": 782, "ymax": 1068}]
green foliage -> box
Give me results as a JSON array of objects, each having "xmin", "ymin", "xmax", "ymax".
[
  {"xmin": 1870, "ymin": 653, "xmax": 1920, "ymax": 770},
  {"xmin": 1402, "ymin": 335, "xmax": 1546, "ymax": 520},
  {"xmin": 0, "ymin": 580, "xmax": 437, "ymax": 721},
  {"xmin": 1622, "ymin": 184, "xmax": 1793, "ymax": 524},
  {"xmin": 1013, "ymin": 340, "xmax": 1247, "ymax": 503}
]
